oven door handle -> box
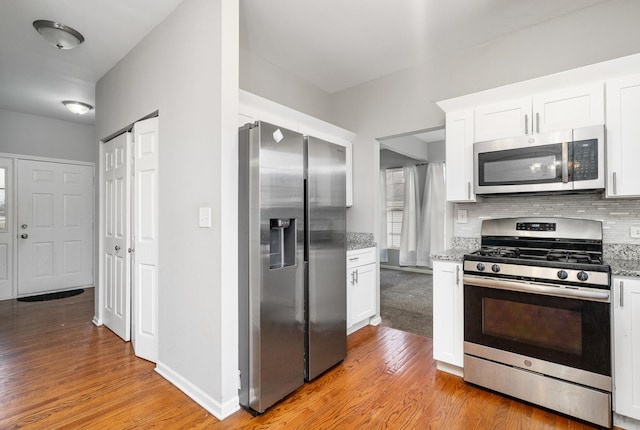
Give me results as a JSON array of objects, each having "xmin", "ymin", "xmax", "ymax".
[{"xmin": 463, "ymin": 275, "xmax": 610, "ymax": 302}]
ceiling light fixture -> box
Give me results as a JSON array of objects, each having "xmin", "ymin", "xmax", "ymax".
[
  {"xmin": 62, "ymin": 101, "xmax": 93, "ymax": 115},
  {"xmin": 33, "ymin": 20, "xmax": 85, "ymax": 49}
]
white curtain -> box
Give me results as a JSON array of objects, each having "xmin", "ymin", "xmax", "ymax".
[
  {"xmin": 399, "ymin": 166, "xmax": 421, "ymax": 266},
  {"xmin": 379, "ymin": 169, "xmax": 388, "ymax": 263},
  {"xmin": 416, "ymin": 163, "xmax": 446, "ymax": 267}
]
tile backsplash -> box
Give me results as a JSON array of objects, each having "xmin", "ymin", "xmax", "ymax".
[{"xmin": 454, "ymin": 193, "xmax": 640, "ymax": 244}]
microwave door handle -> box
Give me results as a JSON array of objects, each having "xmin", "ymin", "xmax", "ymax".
[{"xmin": 561, "ymin": 141, "xmax": 569, "ymax": 183}]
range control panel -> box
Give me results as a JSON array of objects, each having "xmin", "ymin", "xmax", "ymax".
[{"xmin": 516, "ymin": 222, "xmax": 556, "ymax": 232}]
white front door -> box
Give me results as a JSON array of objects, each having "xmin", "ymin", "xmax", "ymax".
[
  {"xmin": 17, "ymin": 160, "xmax": 93, "ymax": 296},
  {"xmin": 0, "ymin": 158, "xmax": 13, "ymax": 300},
  {"xmin": 131, "ymin": 117, "xmax": 159, "ymax": 362},
  {"xmin": 103, "ymin": 133, "xmax": 132, "ymax": 341}
]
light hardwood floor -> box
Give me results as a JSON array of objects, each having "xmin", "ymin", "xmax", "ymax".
[{"xmin": 0, "ymin": 288, "xmax": 600, "ymax": 429}]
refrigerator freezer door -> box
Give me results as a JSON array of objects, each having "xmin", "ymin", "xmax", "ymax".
[
  {"xmin": 305, "ymin": 136, "xmax": 347, "ymax": 380},
  {"xmin": 239, "ymin": 121, "xmax": 305, "ymax": 413}
]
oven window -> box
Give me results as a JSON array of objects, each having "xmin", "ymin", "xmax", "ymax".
[
  {"xmin": 483, "ymin": 298, "xmax": 582, "ymax": 355},
  {"xmin": 465, "ymin": 284, "xmax": 611, "ymax": 376}
]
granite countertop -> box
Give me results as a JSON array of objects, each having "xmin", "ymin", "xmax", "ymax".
[
  {"xmin": 431, "ymin": 237, "xmax": 480, "ymax": 263},
  {"xmin": 607, "ymin": 258, "xmax": 640, "ymax": 278},
  {"xmin": 347, "ymin": 232, "xmax": 376, "ymax": 251}
]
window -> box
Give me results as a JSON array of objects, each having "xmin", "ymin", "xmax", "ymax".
[
  {"xmin": 385, "ymin": 168, "xmax": 404, "ymax": 248},
  {"xmin": 0, "ymin": 168, "xmax": 5, "ymax": 232}
]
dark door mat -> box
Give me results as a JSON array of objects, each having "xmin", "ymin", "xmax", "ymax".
[{"xmin": 17, "ymin": 289, "xmax": 84, "ymax": 302}]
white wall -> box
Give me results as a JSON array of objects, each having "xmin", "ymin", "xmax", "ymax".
[
  {"xmin": 95, "ymin": 0, "xmax": 239, "ymax": 419},
  {"xmin": 0, "ymin": 109, "xmax": 95, "ymax": 162}
]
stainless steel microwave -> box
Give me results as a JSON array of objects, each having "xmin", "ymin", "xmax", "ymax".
[{"xmin": 474, "ymin": 125, "xmax": 605, "ymax": 195}]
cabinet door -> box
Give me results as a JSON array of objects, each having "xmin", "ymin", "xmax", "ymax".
[
  {"xmin": 606, "ymin": 74, "xmax": 640, "ymax": 198},
  {"xmin": 348, "ymin": 263, "xmax": 376, "ymax": 327},
  {"xmin": 613, "ymin": 277, "xmax": 640, "ymax": 420},
  {"xmin": 533, "ymin": 83, "xmax": 604, "ymax": 134},
  {"xmin": 445, "ymin": 110, "xmax": 475, "ymax": 202},
  {"xmin": 474, "ymin": 97, "xmax": 531, "ymax": 142},
  {"xmin": 432, "ymin": 261, "xmax": 463, "ymax": 367}
]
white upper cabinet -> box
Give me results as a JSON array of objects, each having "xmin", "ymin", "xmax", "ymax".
[
  {"xmin": 445, "ymin": 109, "xmax": 475, "ymax": 202},
  {"xmin": 534, "ymin": 83, "xmax": 604, "ymax": 133},
  {"xmin": 474, "ymin": 97, "xmax": 531, "ymax": 142},
  {"xmin": 474, "ymin": 83, "xmax": 604, "ymax": 142},
  {"xmin": 605, "ymin": 74, "xmax": 640, "ymax": 198}
]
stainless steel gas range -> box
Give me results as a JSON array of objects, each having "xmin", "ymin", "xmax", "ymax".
[{"xmin": 463, "ymin": 217, "xmax": 612, "ymax": 428}]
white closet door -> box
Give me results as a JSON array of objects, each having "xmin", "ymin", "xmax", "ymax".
[
  {"xmin": 17, "ymin": 160, "xmax": 93, "ymax": 296},
  {"xmin": 103, "ymin": 133, "xmax": 132, "ymax": 341},
  {"xmin": 131, "ymin": 117, "xmax": 159, "ymax": 363}
]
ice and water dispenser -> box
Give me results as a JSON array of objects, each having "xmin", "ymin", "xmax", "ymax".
[{"xmin": 269, "ymin": 218, "xmax": 296, "ymax": 269}]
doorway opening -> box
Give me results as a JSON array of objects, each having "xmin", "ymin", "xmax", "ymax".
[{"xmin": 377, "ymin": 126, "xmax": 450, "ymax": 338}]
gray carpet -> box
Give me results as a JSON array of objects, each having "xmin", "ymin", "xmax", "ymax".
[{"xmin": 380, "ymin": 268, "xmax": 433, "ymax": 338}]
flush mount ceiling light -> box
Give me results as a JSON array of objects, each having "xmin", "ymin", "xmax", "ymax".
[
  {"xmin": 33, "ymin": 20, "xmax": 85, "ymax": 49},
  {"xmin": 62, "ymin": 101, "xmax": 93, "ymax": 115}
]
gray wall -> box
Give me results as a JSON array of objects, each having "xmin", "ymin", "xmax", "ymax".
[
  {"xmin": 96, "ymin": 0, "xmax": 239, "ymax": 417},
  {"xmin": 327, "ymin": 0, "xmax": 640, "ymax": 247},
  {"xmin": 0, "ymin": 109, "xmax": 95, "ymax": 162}
]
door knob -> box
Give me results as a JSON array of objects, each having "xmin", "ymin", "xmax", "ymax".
[
  {"xmin": 115, "ymin": 245, "xmax": 121, "ymax": 251},
  {"xmin": 20, "ymin": 233, "xmax": 28, "ymax": 239}
]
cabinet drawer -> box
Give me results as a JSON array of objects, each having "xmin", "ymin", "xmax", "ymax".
[{"xmin": 347, "ymin": 247, "xmax": 376, "ymax": 268}]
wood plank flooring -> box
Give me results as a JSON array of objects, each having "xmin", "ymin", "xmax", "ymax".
[{"xmin": 0, "ymin": 288, "xmax": 600, "ymax": 429}]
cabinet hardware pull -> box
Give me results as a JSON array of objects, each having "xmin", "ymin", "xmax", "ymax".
[
  {"xmin": 536, "ymin": 112, "xmax": 540, "ymax": 133},
  {"xmin": 355, "ymin": 269, "xmax": 359, "ymax": 284},
  {"xmin": 467, "ymin": 182, "xmax": 471, "ymax": 200},
  {"xmin": 456, "ymin": 266, "xmax": 460, "ymax": 285},
  {"xmin": 349, "ymin": 257, "xmax": 359, "ymax": 261},
  {"xmin": 613, "ymin": 172, "xmax": 618, "ymax": 195},
  {"xmin": 351, "ymin": 271, "xmax": 355, "ymax": 285},
  {"xmin": 620, "ymin": 281, "xmax": 624, "ymax": 307},
  {"xmin": 525, "ymin": 114, "xmax": 529, "ymax": 135}
]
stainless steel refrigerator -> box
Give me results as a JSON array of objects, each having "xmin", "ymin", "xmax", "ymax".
[{"xmin": 238, "ymin": 121, "xmax": 346, "ymax": 414}]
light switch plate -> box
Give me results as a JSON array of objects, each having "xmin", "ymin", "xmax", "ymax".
[
  {"xmin": 631, "ymin": 225, "xmax": 640, "ymax": 238},
  {"xmin": 457, "ymin": 209, "xmax": 468, "ymax": 224},
  {"xmin": 199, "ymin": 207, "xmax": 211, "ymax": 228}
]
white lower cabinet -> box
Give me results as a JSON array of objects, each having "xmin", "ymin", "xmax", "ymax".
[
  {"xmin": 613, "ymin": 276, "xmax": 640, "ymax": 420},
  {"xmin": 432, "ymin": 260, "xmax": 464, "ymax": 371},
  {"xmin": 347, "ymin": 247, "xmax": 376, "ymax": 329}
]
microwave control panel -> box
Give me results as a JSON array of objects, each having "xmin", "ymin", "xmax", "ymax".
[{"xmin": 572, "ymin": 140, "xmax": 598, "ymax": 181}]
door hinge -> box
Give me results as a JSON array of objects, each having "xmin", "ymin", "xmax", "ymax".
[{"xmin": 237, "ymin": 370, "xmax": 242, "ymax": 390}]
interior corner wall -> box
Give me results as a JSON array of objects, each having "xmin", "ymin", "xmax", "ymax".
[
  {"xmin": 239, "ymin": 48, "xmax": 333, "ymax": 123},
  {"xmin": 95, "ymin": 0, "xmax": 238, "ymax": 418},
  {"xmin": 0, "ymin": 109, "xmax": 96, "ymax": 162}
]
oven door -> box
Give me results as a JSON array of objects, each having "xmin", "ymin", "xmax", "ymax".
[
  {"xmin": 474, "ymin": 130, "xmax": 573, "ymax": 194},
  {"xmin": 464, "ymin": 276, "xmax": 611, "ymax": 377}
]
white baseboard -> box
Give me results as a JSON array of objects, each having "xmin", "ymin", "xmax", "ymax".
[
  {"xmin": 155, "ymin": 361, "xmax": 240, "ymax": 420},
  {"xmin": 436, "ymin": 361, "xmax": 463, "ymax": 378},
  {"xmin": 614, "ymin": 412, "xmax": 640, "ymax": 430},
  {"xmin": 92, "ymin": 316, "xmax": 102, "ymax": 326}
]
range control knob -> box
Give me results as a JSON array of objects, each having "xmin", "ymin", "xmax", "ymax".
[
  {"xmin": 577, "ymin": 271, "xmax": 589, "ymax": 282},
  {"xmin": 557, "ymin": 270, "xmax": 568, "ymax": 280},
  {"xmin": 491, "ymin": 264, "xmax": 501, "ymax": 273},
  {"xmin": 476, "ymin": 263, "xmax": 485, "ymax": 271}
]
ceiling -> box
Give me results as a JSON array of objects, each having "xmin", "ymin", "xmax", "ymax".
[
  {"xmin": 1, "ymin": 0, "xmax": 608, "ymax": 126},
  {"xmin": 240, "ymin": 0, "xmax": 608, "ymax": 94},
  {"xmin": 0, "ymin": 0, "xmax": 185, "ymax": 125}
]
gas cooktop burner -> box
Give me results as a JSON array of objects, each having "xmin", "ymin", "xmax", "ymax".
[
  {"xmin": 476, "ymin": 247, "xmax": 520, "ymax": 258},
  {"xmin": 545, "ymin": 251, "xmax": 602, "ymax": 265}
]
